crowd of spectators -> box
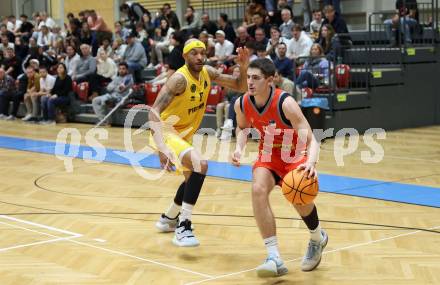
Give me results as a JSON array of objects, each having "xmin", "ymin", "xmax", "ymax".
[{"xmin": 0, "ymin": 1, "xmax": 351, "ymax": 128}]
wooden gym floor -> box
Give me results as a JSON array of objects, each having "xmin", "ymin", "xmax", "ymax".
[{"xmin": 0, "ymin": 120, "xmax": 439, "ymax": 284}]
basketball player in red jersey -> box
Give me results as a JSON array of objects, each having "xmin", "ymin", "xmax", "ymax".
[{"xmin": 232, "ymin": 58, "xmax": 328, "ymax": 277}]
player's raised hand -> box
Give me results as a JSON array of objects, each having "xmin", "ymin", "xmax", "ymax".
[
  {"xmin": 235, "ymin": 47, "xmax": 250, "ymax": 68},
  {"xmin": 297, "ymin": 161, "xmax": 317, "ymax": 179},
  {"xmin": 231, "ymin": 149, "xmax": 242, "ymax": 167}
]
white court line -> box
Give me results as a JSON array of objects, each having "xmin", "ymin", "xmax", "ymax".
[
  {"xmin": 184, "ymin": 225, "xmax": 440, "ymax": 285},
  {"xmin": 0, "ymin": 220, "xmax": 81, "ymax": 253},
  {"xmin": 0, "ymin": 215, "xmax": 82, "ymax": 237},
  {"xmin": 64, "ymin": 238, "xmax": 214, "ymax": 278},
  {"xmin": 0, "ymin": 216, "xmax": 212, "ymax": 278}
]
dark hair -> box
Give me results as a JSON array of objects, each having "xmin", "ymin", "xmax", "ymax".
[
  {"xmin": 255, "ymin": 42, "xmax": 266, "ymax": 52},
  {"xmin": 278, "ymin": 42, "xmax": 287, "ymax": 48},
  {"xmin": 20, "ymin": 14, "xmax": 28, "ymax": 19},
  {"xmin": 172, "ymin": 30, "xmax": 186, "ymax": 45},
  {"xmin": 249, "ymin": 58, "xmax": 276, "ymax": 78},
  {"xmin": 245, "ymin": 41, "xmax": 256, "ymax": 49},
  {"xmin": 118, "ymin": 62, "xmax": 129, "ymax": 69},
  {"xmin": 270, "ymin": 25, "xmax": 280, "ymax": 33},
  {"xmin": 188, "ymin": 6, "xmax": 194, "ymax": 12},
  {"xmin": 57, "ymin": 63, "xmax": 67, "ymax": 77},
  {"xmin": 120, "ymin": 3, "xmax": 129, "ymax": 11},
  {"xmin": 292, "ymin": 24, "xmax": 302, "ymax": 32},
  {"xmin": 312, "ymin": 9, "xmax": 322, "ymax": 14},
  {"xmin": 219, "ymin": 13, "xmax": 228, "ymax": 22},
  {"xmin": 39, "ymin": 65, "xmax": 48, "ymax": 71},
  {"xmin": 163, "ymin": 3, "xmax": 171, "ymax": 9},
  {"xmin": 67, "ymin": 12, "xmax": 74, "ymax": 18}
]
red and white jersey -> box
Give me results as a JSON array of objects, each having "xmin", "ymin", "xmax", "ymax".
[{"xmin": 240, "ymin": 87, "xmax": 300, "ymax": 154}]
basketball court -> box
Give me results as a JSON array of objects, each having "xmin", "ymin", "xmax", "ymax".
[{"xmin": 0, "ymin": 121, "xmax": 439, "ymax": 284}]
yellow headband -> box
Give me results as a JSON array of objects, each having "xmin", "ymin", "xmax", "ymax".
[{"xmin": 183, "ymin": 40, "xmax": 206, "ymax": 55}]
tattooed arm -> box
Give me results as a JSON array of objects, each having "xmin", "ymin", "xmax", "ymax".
[
  {"xmin": 148, "ymin": 72, "xmax": 186, "ymax": 170},
  {"xmin": 205, "ymin": 47, "xmax": 250, "ymax": 93}
]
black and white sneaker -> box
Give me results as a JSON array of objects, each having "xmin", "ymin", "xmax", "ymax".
[{"xmin": 172, "ymin": 219, "xmax": 199, "ymax": 247}]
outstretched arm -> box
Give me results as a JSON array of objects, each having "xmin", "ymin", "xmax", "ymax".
[
  {"xmin": 206, "ymin": 47, "xmax": 249, "ymax": 93},
  {"xmin": 148, "ymin": 72, "xmax": 186, "ymax": 170},
  {"xmin": 282, "ymin": 96, "xmax": 320, "ymax": 178}
]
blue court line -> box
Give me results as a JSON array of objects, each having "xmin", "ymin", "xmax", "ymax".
[{"xmin": 0, "ymin": 135, "xmax": 439, "ymax": 208}]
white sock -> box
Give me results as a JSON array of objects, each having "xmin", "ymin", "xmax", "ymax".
[
  {"xmin": 264, "ymin": 236, "xmax": 280, "ymax": 259},
  {"xmin": 310, "ymin": 223, "xmax": 323, "ymax": 242},
  {"xmin": 164, "ymin": 202, "xmax": 181, "ymax": 219},
  {"xmin": 180, "ymin": 202, "xmax": 193, "ymax": 222}
]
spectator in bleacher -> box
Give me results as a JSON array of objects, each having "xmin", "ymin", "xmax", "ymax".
[
  {"xmin": 245, "ymin": 41, "xmax": 259, "ymax": 62},
  {"xmin": 254, "ymin": 27, "xmax": 269, "ymax": 47},
  {"xmin": 0, "ymin": 34, "xmax": 14, "ymax": 54},
  {"xmin": 266, "ymin": 0, "xmax": 292, "ymax": 27},
  {"xmin": 0, "ymin": 70, "xmax": 26, "ymax": 120},
  {"xmin": 22, "ymin": 66, "xmax": 41, "ymax": 121},
  {"xmin": 112, "ymin": 38, "xmax": 127, "ymax": 63},
  {"xmin": 384, "ymin": 0, "xmax": 418, "ymax": 46},
  {"xmin": 244, "ymin": 0, "xmax": 267, "ymax": 27},
  {"xmin": 288, "ymin": 24, "xmax": 313, "ymax": 63},
  {"xmin": 209, "ymin": 30, "xmax": 234, "ymax": 65},
  {"xmin": 200, "ymin": 13, "xmax": 218, "ymax": 36},
  {"xmin": 2, "ymin": 47, "xmax": 21, "ymax": 79},
  {"xmin": 168, "ymin": 31, "xmax": 186, "ymax": 70},
  {"xmin": 0, "ymin": 67, "xmax": 16, "ymax": 119},
  {"xmin": 1, "ymin": 24, "xmax": 15, "ymax": 43},
  {"xmin": 72, "ymin": 44, "xmax": 96, "ymax": 97},
  {"xmin": 324, "ymin": 0, "xmax": 341, "ymax": 15},
  {"xmin": 36, "ymin": 25, "xmax": 54, "ymax": 48},
  {"xmin": 274, "ymin": 70, "xmax": 297, "ymax": 98},
  {"xmin": 255, "ymin": 42, "xmax": 272, "ymax": 60},
  {"xmin": 150, "ymin": 18, "xmax": 174, "ymax": 67},
  {"xmin": 88, "ymin": 10, "xmax": 113, "ymax": 47},
  {"xmin": 10, "ymin": 15, "xmax": 22, "ymax": 33},
  {"xmin": 216, "ymin": 65, "xmax": 241, "ymax": 138},
  {"xmin": 64, "ymin": 45, "xmax": 79, "ymax": 77},
  {"xmin": 97, "ymin": 38, "xmax": 113, "ymax": 58},
  {"xmin": 135, "ymin": 22, "xmax": 149, "ymax": 46},
  {"xmin": 142, "ymin": 13, "xmax": 155, "ymax": 38},
  {"xmin": 67, "ymin": 19, "xmax": 81, "ymax": 39},
  {"xmin": 40, "ymin": 63, "xmax": 72, "ymax": 125},
  {"xmin": 38, "ymin": 12, "xmax": 56, "ymax": 30},
  {"xmin": 92, "ymin": 62, "xmax": 133, "ymax": 126},
  {"xmin": 162, "ymin": 3, "xmax": 180, "ymax": 31},
  {"xmin": 279, "ymin": 8, "xmax": 295, "ymax": 40},
  {"xmin": 14, "ymin": 37, "xmax": 28, "ymax": 61},
  {"xmin": 218, "ymin": 13, "xmax": 236, "ymax": 43},
  {"xmin": 123, "ymin": 32, "xmax": 148, "ymax": 79},
  {"xmin": 52, "ymin": 25, "xmax": 66, "ymax": 40},
  {"xmin": 198, "ymin": 31, "xmax": 215, "ymax": 58},
  {"xmin": 234, "ymin": 26, "xmax": 254, "ymax": 52},
  {"xmin": 310, "ymin": 9, "xmax": 324, "ymax": 39},
  {"xmin": 295, "ymin": 43, "xmax": 329, "ymax": 89},
  {"xmin": 78, "ymin": 11, "xmax": 87, "ymax": 24},
  {"xmin": 38, "ymin": 65, "xmax": 55, "ymax": 96},
  {"xmin": 318, "ymin": 5, "xmax": 348, "ymax": 43},
  {"xmin": 119, "ymin": 2, "xmax": 149, "ymax": 28},
  {"xmin": 79, "ymin": 22, "xmax": 96, "ymax": 48},
  {"xmin": 181, "ymin": 6, "xmax": 201, "ymax": 35},
  {"xmin": 317, "ymin": 24, "xmax": 341, "ymax": 61},
  {"xmin": 95, "ymin": 49, "xmax": 117, "ymax": 87},
  {"xmin": 266, "ymin": 25, "xmax": 290, "ymax": 61},
  {"xmin": 273, "ymin": 42, "xmax": 294, "ymax": 80},
  {"xmin": 247, "ymin": 12, "xmax": 270, "ymax": 39},
  {"xmin": 15, "ymin": 15, "xmax": 34, "ymax": 41},
  {"xmin": 114, "ymin": 21, "xmax": 130, "ymax": 42}
]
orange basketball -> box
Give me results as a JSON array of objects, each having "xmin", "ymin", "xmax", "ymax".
[{"xmin": 281, "ymin": 169, "xmax": 319, "ymax": 205}]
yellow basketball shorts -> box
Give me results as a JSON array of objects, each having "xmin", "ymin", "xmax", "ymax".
[{"xmin": 148, "ymin": 132, "xmax": 194, "ymax": 167}]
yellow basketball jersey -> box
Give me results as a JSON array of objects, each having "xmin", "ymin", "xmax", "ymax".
[{"xmin": 160, "ymin": 65, "xmax": 211, "ymax": 141}]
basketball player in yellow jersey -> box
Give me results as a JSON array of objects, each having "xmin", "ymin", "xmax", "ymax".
[{"xmin": 148, "ymin": 39, "xmax": 249, "ymax": 247}]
